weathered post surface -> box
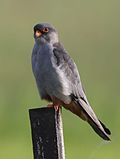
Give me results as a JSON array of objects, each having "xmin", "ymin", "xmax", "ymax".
[{"xmin": 29, "ymin": 107, "xmax": 65, "ymax": 159}]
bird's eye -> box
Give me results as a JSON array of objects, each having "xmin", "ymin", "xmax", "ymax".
[{"xmin": 42, "ymin": 27, "xmax": 49, "ymax": 33}]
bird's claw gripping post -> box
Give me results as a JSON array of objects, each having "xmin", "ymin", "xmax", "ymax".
[{"xmin": 47, "ymin": 103, "xmax": 61, "ymax": 112}]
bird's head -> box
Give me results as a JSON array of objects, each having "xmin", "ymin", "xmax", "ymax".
[{"xmin": 33, "ymin": 23, "xmax": 59, "ymax": 44}]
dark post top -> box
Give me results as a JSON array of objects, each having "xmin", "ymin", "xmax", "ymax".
[{"xmin": 29, "ymin": 107, "xmax": 65, "ymax": 159}]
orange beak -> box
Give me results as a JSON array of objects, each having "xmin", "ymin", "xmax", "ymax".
[{"xmin": 35, "ymin": 30, "xmax": 42, "ymax": 37}]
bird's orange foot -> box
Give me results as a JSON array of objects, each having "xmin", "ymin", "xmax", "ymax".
[
  {"xmin": 54, "ymin": 105, "xmax": 59, "ymax": 112},
  {"xmin": 47, "ymin": 103, "xmax": 53, "ymax": 108},
  {"xmin": 47, "ymin": 103, "xmax": 61, "ymax": 111}
]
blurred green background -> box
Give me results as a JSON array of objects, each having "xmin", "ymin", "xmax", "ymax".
[{"xmin": 0, "ymin": 0, "xmax": 120, "ymax": 158}]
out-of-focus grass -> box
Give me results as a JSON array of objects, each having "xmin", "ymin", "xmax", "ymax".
[{"xmin": 0, "ymin": 0, "xmax": 120, "ymax": 158}]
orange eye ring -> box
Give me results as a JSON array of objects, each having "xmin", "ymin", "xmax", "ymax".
[{"xmin": 42, "ymin": 27, "xmax": 49, "ymax": 33}]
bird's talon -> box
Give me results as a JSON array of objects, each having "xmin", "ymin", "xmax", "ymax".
[
  {"xmin": 47, "ymin": 103, "xmax": 53, "ymax": 108},
  {"xmin": 54, "ymin": 105, "xmax": 59, "ymax": 112}
]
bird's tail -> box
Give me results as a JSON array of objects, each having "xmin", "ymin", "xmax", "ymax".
[{"xmin": 73, "ymin": 97, "xmax": 111, "ymax": 141}]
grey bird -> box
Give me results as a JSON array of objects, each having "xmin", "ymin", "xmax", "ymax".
[{"xmin": 31, "ymin": 23, "xmax": 111, "ymax": 140}]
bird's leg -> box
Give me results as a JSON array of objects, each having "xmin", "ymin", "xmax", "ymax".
[
  {"xmin": 47, "ymin": 103, "xmax": 53, "ymax": 108},
  {"xmin": 47, "ymin": 96, "xmax": 62, "ymax": 111},
  {"xmin": 47, "ymin": 103, "xmax": 61, "ymax": 111},
  {"xmin": 53, "ymin": 97, "xmax": 62, "ymax": 111},
  {"xmin": 53, "ymin": 103, "xmax": 61, "ymax": 112}
]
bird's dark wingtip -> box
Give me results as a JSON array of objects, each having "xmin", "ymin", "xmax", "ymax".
[
  {"xmin": 99, "ymin": 120, "xmax": 111, "ymax": 135},
  {"xmin": 88, "ymin": 120, "xmax": 111, "ymax": 141}
]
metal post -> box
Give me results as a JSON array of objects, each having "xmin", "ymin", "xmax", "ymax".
[{"xmin": 29, "ymin": 107, "xmax": 65, "ymax": 159}]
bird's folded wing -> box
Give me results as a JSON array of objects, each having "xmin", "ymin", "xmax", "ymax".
[
  {"xmin": 53, "ymin": 42, "xmax": 89, "ymax": 101},
  {"xmin": 52, "ymin": 42, "xmax": 110, "ymax": 140}
]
